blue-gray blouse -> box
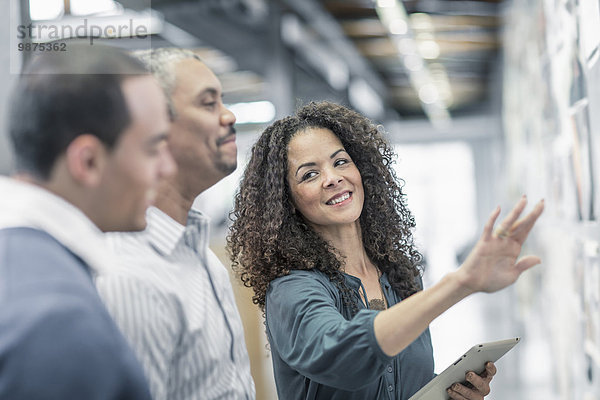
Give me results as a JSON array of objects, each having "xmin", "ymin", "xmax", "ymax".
[{"xmin": 266, "ymin": 269, "xmax": 435, "ymax": 400}]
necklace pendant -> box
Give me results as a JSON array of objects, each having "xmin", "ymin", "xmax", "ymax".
[{"xmin": 369, "ymin": 298, "xmax": 386, "ymax": 311}]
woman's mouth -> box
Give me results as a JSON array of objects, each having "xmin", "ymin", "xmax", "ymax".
[{"xmin": 326, "ymin": 192, "xmax": 352, "ymax": 205}]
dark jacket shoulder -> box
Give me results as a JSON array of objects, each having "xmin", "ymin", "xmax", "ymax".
[{"xmin": 0, "ymin": 227, "xmax": 151, "ymax": 400}]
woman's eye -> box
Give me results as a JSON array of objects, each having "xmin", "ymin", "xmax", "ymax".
[
  {"xmin": 302, "ymin": 171, "xmax": 318, "ymax": 181},
  {"xmin": 334, "ymin": 159, "xmax": 349, "ymax": 167}
]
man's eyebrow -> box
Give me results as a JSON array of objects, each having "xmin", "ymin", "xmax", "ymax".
[
  {"xmin": 145, "ymin": 132, "xmax": 169, "ymax": 146},
  {"xmin": 195, "ymin": 88, "xmax": 219, "ymax": 99}
]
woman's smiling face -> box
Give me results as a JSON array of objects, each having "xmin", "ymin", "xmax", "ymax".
[{"xmin": 287, "ymin": 127, "xmax": 364, "ymax": 232}]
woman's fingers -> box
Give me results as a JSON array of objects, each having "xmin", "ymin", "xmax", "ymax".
[
  {"xmin": 465, "ymin": 371, "xmax": 490, "ymax": 395},
  {"xmin": 514, "ymin": 255, "xmax": 542, "ymax": 274},
  {"xmin": 446, "ymin": 383, "xmax": 482, "ymax": 400},
  {"xmin": 484, "ymin": 197, "xmax": 544, "ymax": 244},
  {"xmin": 446, "ymin": 386, "xmax": 469, "ymax": 400},
  {"xmin": 484, "ymin": 362, "xmax": 497, "ymax": 379},
  {"xmin": 505, "ymin": 200, "xmax": 545, "ymax": 243},
  {"xmin": 482, "ymin": 206, "xmax": 501, "ymax": 240},
  {"xmin": 494, "ymin": 195, "xmax": 528, "ymax": 237}
]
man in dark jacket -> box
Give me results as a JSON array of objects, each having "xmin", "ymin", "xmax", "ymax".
[{"xmin": 0, "ymin": 43, "xmax": 176, "ymax": 399}]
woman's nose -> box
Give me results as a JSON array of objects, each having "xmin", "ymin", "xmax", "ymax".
[{"xmin": 323, "ymin": 169, "xmax": 343, "ymax": 188}]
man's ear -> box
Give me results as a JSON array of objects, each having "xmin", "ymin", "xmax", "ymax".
[{"xmin": 64, "ymin": 134, "xmax": 107, "ymax": 187}]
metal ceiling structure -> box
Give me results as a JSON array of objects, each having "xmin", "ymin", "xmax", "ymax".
[
  {"xmin": 325, "ymin": 0, "xmax": 503, "ymax": 114},
  {"xmin": 147, "ymin": 0, "xmax": 505, "ymax": 125},
  {"xmin": 21, "ymin": 0, "xmax": 506, "ymax": 127}
]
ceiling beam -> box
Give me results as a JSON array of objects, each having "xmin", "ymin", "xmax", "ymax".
[
  {"xmin": 384, "ymin": 114, "xmax": 501, "ymax": 143},
  {"xmin": 281, "ymin": 0, "xmax": 389, "ymax": 98}
]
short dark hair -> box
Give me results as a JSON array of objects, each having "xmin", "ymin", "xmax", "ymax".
[{"xmin": 8, "ymin": 42, "xmax": 149, "ymax": 180}]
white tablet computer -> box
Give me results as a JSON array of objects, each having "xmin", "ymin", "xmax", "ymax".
[{"xmin": 408, "ymin": 337, "xmax": 520, "ymax": 400}]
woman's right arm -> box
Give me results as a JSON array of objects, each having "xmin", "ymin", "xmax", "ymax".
[{"xmin": 374, "ymin": 195, "xmax": 544, "ymax": 357}]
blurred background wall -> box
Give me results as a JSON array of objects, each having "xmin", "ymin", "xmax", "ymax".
[
  {"xmin": 0, "ymin": 0, "xmax": 19, "ymax": 174},
  {"xmin": 4, "ymin": 0, "xmax": 600, "ymax": 398}
]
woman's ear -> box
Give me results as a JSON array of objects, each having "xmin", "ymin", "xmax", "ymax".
[{"xmin": 64, "ymin": 134, "xmax": 107, "ymax": 187}]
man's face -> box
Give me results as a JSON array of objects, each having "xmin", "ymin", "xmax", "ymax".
[
  {"xmin": 95, "ymin": 75, "xmax": 176, "ymax": 231},
  {"xmin": 168, "ymin": 58, "xmax": 237, "ymax": 193}
]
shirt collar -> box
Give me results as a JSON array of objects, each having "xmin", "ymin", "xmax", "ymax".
[
  {"xmin": 343, "ymin": 271, "xmax": 391, "ymax": 290},
  {"xmin": 0, "ymin": 176, "xmax": 114, "ymax": 276},
  {"xmin": 145, "ymin": 206, "xmax": 210, "ymax": 256}
]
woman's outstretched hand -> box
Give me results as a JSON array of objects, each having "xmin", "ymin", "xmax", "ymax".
[
  {"xmin": 373, "ymin": 195, "xmax": 543, "ymax": 358},
  {"xmin": 457, "ymin": 195, "xmax": 545, "ymax": 294}
]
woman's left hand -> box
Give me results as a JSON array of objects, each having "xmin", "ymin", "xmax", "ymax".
[{"xmin": 446, "ymin": 362, "xmax": 496, "ymax": 400}]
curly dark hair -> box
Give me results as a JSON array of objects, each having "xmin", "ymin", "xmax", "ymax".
[{"xmin": 227, "ymin": 101, "xmax": 423, "ymax": 313}]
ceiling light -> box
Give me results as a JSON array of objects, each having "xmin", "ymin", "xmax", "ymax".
[
  {"xmin": 404, "ymin": 54, "xmax": 423, "ymax": 71},
  {"xmin": 376, "ymin": 0, "xmax": 396, "ymax": 8},
  {"xmin": 375, "ymin": 0, "xmax": 451, "ymax": 123},
  {"xmin": 409, "ymin": 13, "xmax": 433, "ymax": 30},
  {"xmin": 398, "ymin": 38, "xmax": 417, "ymax": 54},
  {"xmin": 388, "ymin": 18, "xmax": 408, "ymax": 35},
  {"xmin": 29, "ymin": 0, "xmax": 63, "ymax": 20},
  {"xmin": 418, "ymin": 40, "xmax": 440, "ymax": 59},
  {"xmin": 418, "ymin": 84, "xmax": 439, "ymax": 104},
  {"xmin": 226, "ymin": 101, "xmax": 276, "ymax": 124},
  {"xmin": 70, "ymin": 0, "xmax": 119, "ymax": 16},
  {"xmin": 349, "ymin": 79, "xmax": 384, "ymax": 119}
]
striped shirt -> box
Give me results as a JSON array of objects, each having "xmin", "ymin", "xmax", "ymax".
[{"xmin": 96, "ymin": 207, "xmax": 255, "ymax": 400}]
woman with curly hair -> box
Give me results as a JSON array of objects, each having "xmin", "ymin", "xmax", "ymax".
[{"xmin": 227, "ymin": 101, "xmax": 544, "ymax": 400}]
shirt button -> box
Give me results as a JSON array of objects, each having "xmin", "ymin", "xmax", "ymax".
[
  {"xmin": 388, "ymin": 385, "xmax": 394, "ymax": 392},
  {"xmin": 387, "ymin": 365, "xmax": 393, "ymax": 373}
]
